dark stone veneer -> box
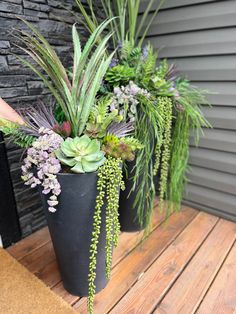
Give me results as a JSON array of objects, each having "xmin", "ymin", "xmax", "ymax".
[{"xmin": 0, "ymin": 0, "xmax": 95, "ymax": 238}]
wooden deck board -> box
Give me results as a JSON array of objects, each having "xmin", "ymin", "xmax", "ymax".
[
  {"xmin": 50, "ymin": 204, "xmax": 166, "ymax": 305},
  {"xmin": 7, "ymin": 227, "xmax": 50, "ymax": 260},
  {"xmin": 110, "ymin": 212, "xmax": 218, "ymax": 314},
  {"xmin": 73, "ymin": 207, "xmax": 197, "ymax": 313},
  {"xmin": 154, "ymin": 219, "xmax": 236, "ymax": 314},
  {"xmin": 6, "ymin": 201, "xmax": 236, "ymax": 314},
  {"xmin": 196, "ymin": 242, "xmax": 236, "ymax": 314}
]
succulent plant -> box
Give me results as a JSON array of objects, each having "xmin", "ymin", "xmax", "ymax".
[
  {"xmin": 105, "ymin": 65, "xmax": 135, "ymax": 86},
  {"xmin": 86, "ymin": 96, "xmax": 123, "ymax": 139},
  {"xmin": 55, "ymin": 135, "xmax": 106, "ymax": 173},
  {"xmin": 102, "ymin": 134, "xmax": 143, "ymax": 161},
  {"xmin": 53, "ymin": 121, "xmax": 72, "ymax": 138}
]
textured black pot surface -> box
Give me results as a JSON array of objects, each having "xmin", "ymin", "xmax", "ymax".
[
  {"xmin": 40, "ymin": 172, "xmax": 107, "ymax": 297},
  {"xmin": 119, "ymin": 160, "xmax": 149, "ymax": 232}
]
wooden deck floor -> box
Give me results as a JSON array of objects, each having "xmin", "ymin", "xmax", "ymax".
[{"xmin": 7, "ymin": 200, "xmax": 236, "ymax": 313}]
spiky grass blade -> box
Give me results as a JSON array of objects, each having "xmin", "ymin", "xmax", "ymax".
[
  {"xmin": 15, "ymin": 18, "xmax": 114, "ymax": 137},
  {"xmin": 138, "ymin": 0, "xmax": 166, "ymax": 47}
]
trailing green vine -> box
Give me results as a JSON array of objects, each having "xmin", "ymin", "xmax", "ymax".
[
  {"xmin": 131, "ymin": 95, "xmax": 162, "ymax": 232},
  {"xmin": 0, "ymin": 120, "xmax": 35, "ymax": 148},
  {"xmin": 88, "ymin": 156, "xmax": 124, "ymax": 314},
  {"xmin": 167, "ymin": 82, "xmax": 210, "ymax": 212},
  {"xmin": 168, "ymin": 111, "xmax": 190, "ymax": 213},
  {"xmin": 154, "ymin": 96, "xmax": 173, "ymax": 209}
]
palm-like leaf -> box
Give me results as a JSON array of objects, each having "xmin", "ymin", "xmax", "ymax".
[{"xmin": 14, "ymin": 18, "xmax": 114, "ymax": 137}]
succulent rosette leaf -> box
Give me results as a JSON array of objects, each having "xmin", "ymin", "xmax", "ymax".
[{"xmin": 55, "ymin": 135, "xmax": 106, "ymax": 173}]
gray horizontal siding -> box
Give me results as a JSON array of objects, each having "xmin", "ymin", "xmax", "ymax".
[
  {"xmin": 148, "ymin": 28, "xmax": 236, "ymax": 58},
  {"xmin": 193, "ymin": 82, "xmax": 236, "ymax": 106},
  {"xmin": 140, "ymin": 0, "xmax": 219, "ymax": 12},
  {"xmin": 190, "ymin": 147, "xmax": 236, "ymax": 174},
  {"xmin": 143, "ymin": 0, "xmax": 236, "ymax": 219},
  {"xmin": 185, "ymin": 184, "xmax": 236, "ymax": 215},
  {"xmin": 167, "ymin": 56, "xmax": 236, "ymax": 81},
  {"xmin": 189, "ymin": 148, "xmax": 236, "ymax": 175},
  {"xmin": 188, "ymin": 166, "xmax": 236, "ymax": 195},
  {"xmin": 201, "ymin": 107, "xmax": 236, "ymax": 130},
  {"xmin": 189, "ymin": 129, "xmax": 236, "ymax": 153},
  {"xmin": 145, "ymin": 0, "xmax": 236, "ymax": 35}
]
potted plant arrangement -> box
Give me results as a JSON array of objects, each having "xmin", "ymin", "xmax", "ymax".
[
  {"xmin": 76, "ymin": 0, "xmax": 210, "ymax": 233},
  {"xmin": 0, "ymin": 19, "xmax": 142, "ymax": 313}
]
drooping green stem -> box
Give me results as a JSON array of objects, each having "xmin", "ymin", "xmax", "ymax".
[
  {"xmin": 87, "ymin": 171, "xmax": 105, "ymax": 314},
  {"xmin": 131, "ymin": 95, "xmax": 162, "ymax": 233},
  {"xmin": 167, "ymin": 85, "xmax": 210, "ymax": 212},
  {"xmin": 155, "ymin": 96, "xmax": 173, "ymax": 211},
  {"xmin": 88, "ymin": 156, "xmax": 124, "ymax": 314},
  {"xmin": 168, "ymin": 112, "xmax": 190, "ymax": 212}
]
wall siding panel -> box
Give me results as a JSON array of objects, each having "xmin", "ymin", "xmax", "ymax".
[{"xmin": 144, "ymin": 0, "xmax": 236, "ymax": 220}]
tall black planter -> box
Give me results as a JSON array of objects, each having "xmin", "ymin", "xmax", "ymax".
[
  {"xmin": 119, "ymin": 160, "xmax": 149, "ymax": 232},
  {"xmin": 40, "ymin": 172, "xmax": 108, "ymax": 296}
]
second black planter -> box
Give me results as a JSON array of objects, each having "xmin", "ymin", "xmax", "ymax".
[
  {"xmin": 119, "ymin": 160, "xmax": 149, "ymax": 232},
  {"xmin": 40, "ymin": 172, "xmax": 108, "ymax": 296}
]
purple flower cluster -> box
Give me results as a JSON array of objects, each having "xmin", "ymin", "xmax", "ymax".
[
  {"xmin": 21, "ymin": 127, "xmax": 63, "ymax": 213},
  {"xmin": 109, "ymin": 58, "xmax": 118, "ymax": 68},
  {"xmin": 110, "ymin": 81, "xmax": 150, "ymax": 122},
  {"xmin": 168, "ymin": 82, "xmax": 180, "ymax": 99},
  {"xmin": 142, "ymin": 46, "xmax": 149, "ymax": 60}
]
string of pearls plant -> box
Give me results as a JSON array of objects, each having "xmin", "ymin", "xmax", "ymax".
[
  {"xmin": 88, "ymin": 156, "xmax": 125, "ymax": 313},
  {"xmin": 154, "ymin": 96, "xmax": 173, "ymax": 210}
]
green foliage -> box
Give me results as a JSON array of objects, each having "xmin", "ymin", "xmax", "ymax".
[
  {"xmin": 102, "ymin": 134, "xmax": 143, "ymax": 161},
  {"xmin": 88, "ymin": 156, "xmax": 124, "ymax": 314},
  {"xmin": 105, "ymin": 65, "xmax": 136, "ymax": 86},
  {"xmin": 54, "ymin": 104, "xmax": 66, "ymax": 124},
  {"xmin": 150, "ymin": 76, "xmax": 173, "ymax": 97},
  {"xmin": 15, "ymin": 18, "xmax": 114, "ymax": 137},
  {"xmin": 155, "ymin": 59, "xmax": 169, "ymax": 79},
  {"xmin": 141, "ymin": 45, "xmax": 158, "ymax": 85},
  {"xmin": 167, "ymin": 82, "xmax": 210, "ymax": 212},
  {"xmin": 86, "ymin": 97, "xmax": 122, "ymax": 138},
  {"xmin": 0, "ymin": 118, "xmax": 35, "ymax": 148},
  {"xmin": 55, "ymin": 135, "xmax": 105, "ymax": 173},
  {"xmin": 120, "ymin": 40, "xmax": 142, "ymax": 66},
  {"xmin": 168, "ymin": 112, "xmax": 190, "ymax": 212},
  {"xmin": 154, "ymin": 96, "xmax": 173, "ymax": 211},
  {"xmin": 131, "ymin": 95, "xmax": 163, "ymax": 230},
  {"xmin": 75, "ymin": 0, "xmax": 166, "ymax": 49},
  {"xmin": 73, "ymin": 0, "xmax": 209, "ymax": 245},
  {"xmin": 121, "ymin": 136, "xmax": 144, "ymax": 151},
  {"xmin": 141, "ymin": 59, "xmax": 174, "ymax": 97}
]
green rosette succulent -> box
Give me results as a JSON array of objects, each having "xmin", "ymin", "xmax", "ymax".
[
  {"xmin": 105, "ymin": 65, "xmax": 135, "ymax": 86},
  {"xmin": 55, "ymin": 135, "xmax": 106, "ymax": 173}
]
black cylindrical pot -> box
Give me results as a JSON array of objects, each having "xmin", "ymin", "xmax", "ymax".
[
  {"xmin": 40, "ymin": 172, "xmax": 108, "ymax": 296},
  {"xmin": 119, "ymin": 160, "xmax": 149, "ymax": 232}
]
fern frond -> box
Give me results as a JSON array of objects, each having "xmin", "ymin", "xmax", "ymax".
[
  {"xmin": 142, "ymin": 45, "xmax": 157, "ymax": 79},
  {"xmin": 0, "ymin": 124, "xmax": 35, "ymax": 148},
  {"xmin": 96, "ymin": 96, "xmax": 111, "ymax": 121},
  {"xmin": 121, "ymin": 40, "xmax": 134, "ymax": 60},
  {"xmin": 121, "ymin": 136, "xmax": 143, "ymax": 150}
]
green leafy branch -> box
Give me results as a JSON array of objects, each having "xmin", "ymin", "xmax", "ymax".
[
  {"xmin": 88, "ymin": 156, "xmax": 124, "ymax": 313},
  {"xmin": 131, "ymin": 95, "xmax": 163, "ymax": 232},
  {"xmin": 0, "ymin": 118, "xmax": 35, "ymax": 148},
  {"xmin": 155, "ymin": 96, "xmax": 173, "ymax": 211},
  {"xmin": 86, "ymin": 97, "xmax": 122, "ymax": 138}
]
